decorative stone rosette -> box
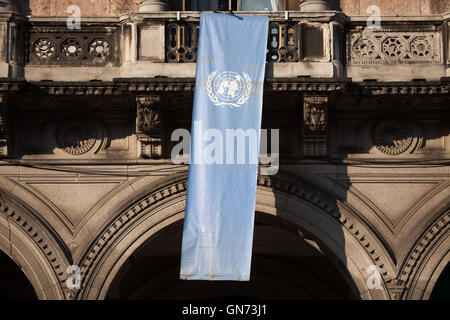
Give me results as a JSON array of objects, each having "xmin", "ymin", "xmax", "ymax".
[
  {"xmin": 47, "ymin": 116, "xmax": 106, "ymax": 156},
  {"xmin": 348, "ymin": 27, "xmax": 441, "ymax": 65},
  {"xmin": 364, "ymin": 117, "xmax": 421, "ymax": 156}
]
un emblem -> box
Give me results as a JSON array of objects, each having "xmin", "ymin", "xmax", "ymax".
[{"xmin": 207, "ymin": 71, "xmax": 252, "ymax": 108}]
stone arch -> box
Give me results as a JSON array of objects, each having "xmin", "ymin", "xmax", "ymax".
[
  {"xmin": 0, "ymin": 189, "xmax": 72, "ymax": 300},
  {"xmin": 77, "ymin": 172, "xmax": 395, "ymax": 300},
  {"xmin": 398, "ymin": 204, "xmax": 450, "ymax": 300}
]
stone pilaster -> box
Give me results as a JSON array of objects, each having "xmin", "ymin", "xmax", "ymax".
[
  {"xmin": 299, "ymin": 0, "xmax": 331, "ymax": 11},
  {"xmin": 0, "ymin": 0, "xmax": 24, "ymax": 78},
  {"xmin": 446, "ymin": 18, "xmax": 450, "ymax": 68},
  {"xmin": 0, "ymin": 93, "xmax": 9, "ymax": 158},
  {"xmin": 139, "ymin": 0, "xmax": 169, "ymax": 12}
]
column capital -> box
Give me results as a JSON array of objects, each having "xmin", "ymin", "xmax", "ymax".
[{"xmin": 139, "ymin": 0, "xmax": 169, "ymax": 12}]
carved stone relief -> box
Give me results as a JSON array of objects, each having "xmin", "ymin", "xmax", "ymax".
[
  {"xmin": 304, "ymin": 101, "xmax": 327, "ymax": 132},
  {"xmin": 137, "ymin": 96, "xmax": 163, "ymax": 135},
  {"xmin": 372, "ymin": 118, "xmax": 415, "ymax": 155},
  {"xmin": 55, "ymin": 117, "xmax": 97, "ymax": 155},
  {"xmin": 136, "ymin": 95, "xmax": 164, "ymax": 159},
  {"xmin": 363, "ymin": 117, "xmax": 421, "ymax": 156},
  {"xmin": 348, "ymin": 27, "xmax": 441, "ymax": 65},
  {"xmin": 46, "ymin": 115, "xmax": 106, "ymax": 156},
  {"xmin": 29, "ymin": 27, "xmax": 118, "ymax": 66},
  {"xmin": 302, "ymin": 95, "xmax": 328, "ymax": 157}
]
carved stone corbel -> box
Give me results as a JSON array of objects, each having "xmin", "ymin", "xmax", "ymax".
[
  {"xmin": 302, "ymin": 95, "xmax": 328, "ymax": 157},
  {"xmin": 136, "ymin": 95, "xmax": 164, "ymax": 159}
]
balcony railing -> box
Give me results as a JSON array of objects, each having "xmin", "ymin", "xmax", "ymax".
[
  {"xmin": 18, "ymin": 12, "xmax": 449, "ymax": 82},
  {"xmin": 165, "ymin": 21, "xmax": 309, "ymax": 63},
  {"xmin": 26, "ymin": 20, "xmax": 120, "ymax": 66},
  {"xmin": 166, "ymin": 22, "xmax": 199, "ymax": 63}
]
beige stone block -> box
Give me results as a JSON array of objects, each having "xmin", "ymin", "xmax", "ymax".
[
  {"xmin": 28, "ymin": 182, "xmax": 122, "ymax": 228},
  {"xmin": 29, "ymin": 0, "xmax": 140, "ymax": 16},
  {"xmin": 139, "ymin": 24, "xmax": 165, "ymax": 61},
  {"xmin": 24, "ymin": 65, "xmax": 121, "ymax": 81},
  {"xmin": 347, "ymin": 65, "xmax": 445, "ymax": 81},
  {"xmin": 120, "ymin": 61, "xmax": 196, "ymax": 77},
  {"xmin": 269, "ymin": 62, "xmax": 335, "ymax": 78}
]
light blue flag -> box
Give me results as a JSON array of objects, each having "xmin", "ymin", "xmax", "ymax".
[{"xmin": 180, "ymin": 13, "xmax": 269, "ymax": 281}]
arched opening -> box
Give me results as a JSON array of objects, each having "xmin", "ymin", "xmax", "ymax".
[
  {"xmin": 0, "ymin": 251, "xmax": 37, "ymax": 300},
  {"xmin": 430, "ymin": 263, "xmax": 450, "ymax": 300},
  {"xmin": 106, "ymin": 213, "xmax": 357, "ymax": 300}
]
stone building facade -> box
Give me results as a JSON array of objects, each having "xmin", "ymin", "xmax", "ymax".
[{"xmin": 0, "ymin": 0, "xmax": 448, "ymax": 300}]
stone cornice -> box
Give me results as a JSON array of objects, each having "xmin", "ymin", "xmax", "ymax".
[
  {"xmin": 0, "ymin": 78, "xmax": 26, "ymax": 91},
  {"xmin": 0, "ymin": 77, "xmax": 449, "ymax": 96},
  {"xmin": 0, "ymin": 11, "xmax": 24, "ymax": 22},
  {"xmin": 347, "ymin": 15, "xmax": 448, "ymax": 24},
  {"xmin": 357, "ymin": 80, "xmax": 450, "ymax": 95}
]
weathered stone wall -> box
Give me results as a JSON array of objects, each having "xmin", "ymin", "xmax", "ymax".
[
  {"xmin": 24, "ymin": 0, "xmax": 450, "ymax": 16},
  {"xmin": 27, "ymin": 0, "xmax": 140, "ymax": 16},
  {"xmin": 340, "ymin": 0, "xmax": 450, "ymax": 15}
]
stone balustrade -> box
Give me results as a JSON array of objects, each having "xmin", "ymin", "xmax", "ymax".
[{"xmin": 0, "ymin": 6, "xmax": 447, "ymax": 81}]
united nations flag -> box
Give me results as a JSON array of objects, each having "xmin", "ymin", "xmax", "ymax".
[
  {"xmin": 180, "ymin": 13, "xmax": 269, "ymax": 281},
  {"xmin": 207, "ymin": 71, "xmax": 252, "ymax": 108}
]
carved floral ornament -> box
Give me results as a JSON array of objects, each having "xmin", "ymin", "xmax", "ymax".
[
  {"xmin": 303, "ymin": 96, "xmax": 328, "ymax": 157},
  {"xmin": 31, "ymin": 34, "xmax": 113, "ymax": 65},
  {"xmin": 136, "ymin": 96, "xmax": 163, "ymax": 135},
  {"xmin": 135, "ymin": 95, "xmax": 164, "ymax": 159},
  {"xmin": 304, "ymin": 96, "xmax": 327, "ymax": 133},
  {"xmin": 62, "ymin": 39, "xmax": 83, "ymax": 58},
  {"xmin": 33, "ymin": 38, "xmax": 56, "ymax": 58},
  {"xmin": 89, "ymin": 39, "xmax": 111, "ymax": 61},
  {"xmin": 348, "ymin": 28, "xmax": 440, "ymax": 65}
]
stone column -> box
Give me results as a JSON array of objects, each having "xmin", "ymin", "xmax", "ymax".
[
  {"xmin": 139, "ymin": 0, "xmax": 169, "ymax": 12},
  {"xmin": 299, "ymin": 0, "xmax": 331, "ymax": 11},
  {"xmin": 0, "ymin": 1, "xmax": 19, "ymax": 12},
  {"xmin": 0, "ymin": 0, "xmax": 23, "ymax": 78}
]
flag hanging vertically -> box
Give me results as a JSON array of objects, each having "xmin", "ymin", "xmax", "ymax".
[{"xmin": 180, "ymin": 13, "xmax": 269, "ymax": 281}]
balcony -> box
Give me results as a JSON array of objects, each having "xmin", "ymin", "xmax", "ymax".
[{"xmin": 13, "ymin": 11, "xmax": 450, "ymax": 81}]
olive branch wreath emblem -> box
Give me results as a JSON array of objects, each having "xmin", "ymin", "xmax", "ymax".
[{"xmin": 206, "ymin": 71, "xmax": 252, "ymax": 108}]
